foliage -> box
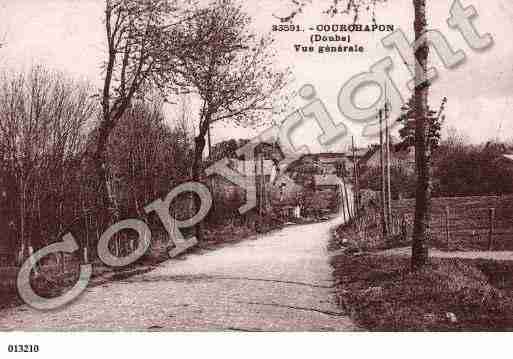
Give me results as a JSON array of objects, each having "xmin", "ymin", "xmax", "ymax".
[
  {"xmin": 106, "ymin": 100, "xmax": 194, "ymax": 216},
  {"xmin": 360, "ymin": 164, "xmax": 416, "ymax": 199},
  {"xmin": 0, "ymin": 65, "xmax": 96, "ymax": 260},
  {"xmin": 101, "ymin": 0, "xmax": 183, "ymax": 117},
  {"xmin": 398, "ymin": 97, "xmax": 447, "ymax": 152},
  {"xmin": 275, "ymin": 0, "xmax": 388, "ymax": 23},
  {"xmin": 433, "ymin": 137, "xmax": 513, "ymax": 197},
  {"xmin": 171, "ymin": 0, "xmax": 290, "ymax": 240},
  {"xmin": 0, "ymin": 65, "xmax": 197, "ymax": 262},
  {"xmin": 96, "ymin": 0, "xmax": 187, "ymax": 217},
  {"xmin": 173, "ymin": 0, "xmax": 290, "ymax": 151}
]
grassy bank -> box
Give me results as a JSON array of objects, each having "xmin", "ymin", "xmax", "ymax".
[{"xmin": 331, "ymin": 253, "xmax": 513, "ymax": 331}]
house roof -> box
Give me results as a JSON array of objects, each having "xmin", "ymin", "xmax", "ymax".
[
  {"xmin": 360, "ymin": 145, "xmax": 380, "ymax": 163},
  {"xmin": 354, "ymin": 148, "xmax": 369, "ymax": 157},
  {"xmin": 502, "ymin": 154, "xmax": 513, "ymax": 163},
  {"xmin": 227, "ymin": 159, "xmax": 276, "ymax": 176},
  {"xmin": 346, "ymin": 145, "xmax": 380, "ymax": 166},
  {"xmin": 314, "ymin": 174, "xmax": 341, "ymax": 187}
]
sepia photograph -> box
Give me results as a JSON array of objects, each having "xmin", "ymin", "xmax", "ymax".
[{"xmin": 0, "ymin": 0, "xmax": 513, "ymax": 356}]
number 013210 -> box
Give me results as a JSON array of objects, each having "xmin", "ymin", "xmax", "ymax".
[{"xmin": 7, "ymin": 345, "xmax": 39, "ymax": 353}]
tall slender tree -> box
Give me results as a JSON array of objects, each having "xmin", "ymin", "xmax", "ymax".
[
  {"xmin": 409, "ymin": 0, "xmax": 432, "ymax": 268},
  {"xmin": 174, "ymin": 0, "xmax": 290, "ymax": 240},
  {"xmin": 97, "ymin": 0, "xmax": 184, "ymax": 225},
  {"xmin": 279, "ymin": 0, "xmax": 433, "ymax": 269}
]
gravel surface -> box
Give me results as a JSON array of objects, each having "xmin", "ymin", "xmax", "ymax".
[{"xmin": 0, "ymin": 215, "xmax": 357, "ymax": 331}]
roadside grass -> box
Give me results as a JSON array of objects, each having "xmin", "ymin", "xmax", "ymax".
[
  {"xmin": 0, "ymin": 212, "xmax": 289, "ymax": 312},
  {"xmin": 331, "ymin": 253, "xmax": 513, "ymax": 331},
  {"xmin": 0, "ymin": 266, "xmax": 82, "ymax": 311},
  {"xmin": 332, "ymin": 216, "xmax": 409, "ymax": 253}
]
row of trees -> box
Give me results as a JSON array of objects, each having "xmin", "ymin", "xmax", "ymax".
[
  {"xmin": 360, "ymin": 134, "xmax": 513, "ymax": 200},
  {"xmin": 0, "ymin": 65, "xmax": 195, "ymax": 263},
  {"xmin": 0, "ymin": 66, "xmax": 95, "ymax": 262},
  {"xmin": 434, "ymin": 136, "xmax": 513, "ymax": 197}
]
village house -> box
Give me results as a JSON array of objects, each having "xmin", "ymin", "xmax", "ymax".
[
  {"xmin": 500, "ymin": 154, "xmax": 513, "ymax": 165},
  {"xmin": 361, "ymin": 142, "xmax": 415, "ymax": 175},
  {"xmin": 206, "ymin": 141, "xmax": 283, "ymax": 213},
  {"xmin": 271, "ymin": 154, "xmax": 347, "ymax": 217},
  {"xmin": 204, "ymin": 142, "xmax": 350, "ymax": 218},
  {"xmin": 283, "ymin": 152, "xmax": 349, "ymax": 177}
]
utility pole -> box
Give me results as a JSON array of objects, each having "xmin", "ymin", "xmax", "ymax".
[
  {"xmin": 207, "ymin": 123, "xmax": 216, "ymax": 214},
  {"xmin": 385, "ymin": 100, "xmax": 393, "ymax": 231},
  {"xmin": 341, "ymin": 174, "xmax": 352, "ymax": 221},
  {"xmin": 254, "ymin": 152, "xmax": 260, "ymax": 216},
  {"xmin": 379, "ymin": 109, "xmax": 389, "ymax": 236},
  {"xmin": 351, "ymin": 136, "xmax": 359, "ymax": 214},
  {"xmin": 260, "ymin": 153, "xmax": 265, "ymax": 216},
  {"xmin": 207, "ymin": 123, "xmax": 212, "ymax": 158},
  {"xmin": 340, "ymin": 181, "xmax": 347, "ymax": 222}
]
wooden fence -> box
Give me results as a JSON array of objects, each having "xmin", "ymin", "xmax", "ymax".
[
  {"xmin": 349, "ymin": 195, "xmax": 513, "ymax": 251},
  {"xmin": 394, "ymin": 195, "xmax": 513, "ymax": 251}
]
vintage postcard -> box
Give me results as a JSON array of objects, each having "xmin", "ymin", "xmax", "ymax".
[{"xmin": 0, "ymin": 0, "xmax": 512, "ymax": 356}]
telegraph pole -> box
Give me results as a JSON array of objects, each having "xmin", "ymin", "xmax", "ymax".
[
  {"xmin": 379, "ymin": 109, "xmax": 389, "ymax": 236},
  {"xmin": 385, "ymin": 100, "xmax": 392, "ymax": 230},
  {"xmin": 260, "ymin": 153, "xmax": 265, "ymax": 215},
  {"xmin": 207, "ymin": 123, "xmax": 212, "ymax": 158},
  {"xmin": 254, "ymin": 153, "xmax": 260, "ymax": 216},
  {"xmin": 341, "ymin": 174, "xmax": 352, "ymax": 221},
  {"xmin": 207, "ymin": 123, "xmax": 216, "ymax": 214},
  {"xmin": 351, "ymin": 136, "xmax": 359, "ymax": 214}
]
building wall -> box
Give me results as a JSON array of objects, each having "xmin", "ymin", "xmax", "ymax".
[{"xmin": 365, "ymin": 146, "xmax": 415, "ymax": 174}]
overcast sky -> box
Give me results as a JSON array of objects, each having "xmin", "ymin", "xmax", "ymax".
[{"xmin": 2, "ymin": 0, "xmax": 513, "ymax": 151}]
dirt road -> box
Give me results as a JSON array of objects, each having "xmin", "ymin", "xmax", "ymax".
[{"xmin": 0, "ymin": 215, "xmax": 356, "ymax": 331}]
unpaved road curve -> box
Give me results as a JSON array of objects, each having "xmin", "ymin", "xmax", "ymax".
[{"xmin": 0, "ymin": 215, "xmax": 357, "ymax": 331}]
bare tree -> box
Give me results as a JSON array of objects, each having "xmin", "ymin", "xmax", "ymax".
[
  {"xmin": 174, "ymin": 0, "xmax": 290, "ymax": 240},
  {"xmin": 107, "ymin": 99, "xmax": 192, "ymax": 217},
  {"xmin": 0, "ymin": 65, "xmax": 95, "ymax": 263},
  {"xmin": 97, "ymin": 0, "xmax": 183, "ymax": 223}
]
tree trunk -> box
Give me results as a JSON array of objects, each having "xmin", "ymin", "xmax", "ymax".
[
  {"xmin": 94, "ymin": 119, "xmax": 118, "ymax": 230},
  {"xmin": 385, "ymin": 105, "xmax": 393, "ymax": 229},
  {"xmin": 351, "ymin": 136, "xmax": 359, "ymax": 213},
  {"xmin": 379, "ymin": 110, "xmax": 389, "ymax": 237},
  {"xmin": 411, "ymin": 0, "xmax": 431, "ymax": 270},
  {"xmin": 18, "ymin": 178, "xmax": 26, "ymax": 266},
  {"xmin": 192, "ymin": 132, "xmax": 207, "ymax": 242}
]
